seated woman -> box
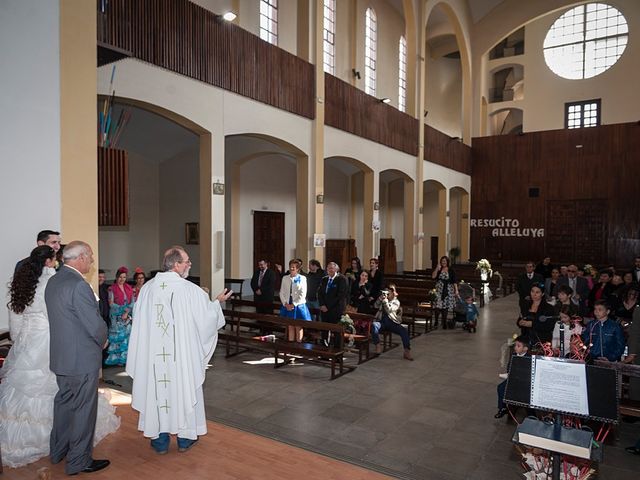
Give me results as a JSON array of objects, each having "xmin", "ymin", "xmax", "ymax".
[
  {"xmin": 279, "ymin": 259, "xmax": 311, "ymax": 342},
  {"xmin": 344, "ymin": 257, "xmax": 362, "ymax": 285},
  {"xmin": 613, "ymin": 285, "xmax": 639, "ymax": 321},
  {"xmin": 132, "ymin": 267, "xmax": 146, "ymax": 302},
  {"xmin": 516, "ymin": 283, "xmax": 555, "ymax": 347},
  {"xmin": 371, "ymin": 284, "xmax": 413, "ymax": 361},
  {"xmin": 104, "ymin": 266, "xmax": 134, "ymax": 366},
  {"xmin": 551, "ymin": 305, "xmax": 583, "ymax": 356},
  {"xmin": 351, "ymin": 270, "xmax": 374, "ymax": 314},
  {"xmin": 544, "ymin": 268, "xmax": 561, "ymax": 299}
]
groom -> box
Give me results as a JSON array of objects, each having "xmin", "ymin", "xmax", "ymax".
[{"xmin": 45, "ymin": 241, "xmax": 110, "ymax": 475}]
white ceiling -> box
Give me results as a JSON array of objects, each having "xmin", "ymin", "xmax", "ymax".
[{"xmin": 466, "ymin": 0, "xmax": 505, "ymax": 24}]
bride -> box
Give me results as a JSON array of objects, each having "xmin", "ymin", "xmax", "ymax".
[{"xmin": 0, "ymin": 245, "xmax": 120, "ymax": 468}]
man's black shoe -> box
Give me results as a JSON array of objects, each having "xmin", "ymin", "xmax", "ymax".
[
  {"xmin": 625, "ymin": 446, "xmax": 640, "ymax": 455},
  {"xmin": 494, "ymin": 408, "xmax": 508, "ymax": 419},
  {"xmin": 70, "ymin": 459, "xmax": 110, "ymax": 475}
]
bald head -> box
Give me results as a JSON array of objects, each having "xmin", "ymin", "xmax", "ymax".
[{"xmin": 63, "ymin": 241, "xmax": 94, "ymax": 274}]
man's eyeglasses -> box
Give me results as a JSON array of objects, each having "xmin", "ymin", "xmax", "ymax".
[{"xmin": 179, "ymin": 259, "xmax": 192, "ymax": 265}]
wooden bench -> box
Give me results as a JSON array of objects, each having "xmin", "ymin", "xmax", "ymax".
[
  {"xmin": 224, "ymin": 278, "xmax": 245, "ymax": 299},
  {"xmin": 229, "ymin": 298, "xmax": 376, "ymax": 363},
  {"xmin": 220, "ymin": 309, "xmax": 353, "ymax": 380},
  {"xmin": 594, "ymin": 360, "xmax": 640, "ymax": 418}
]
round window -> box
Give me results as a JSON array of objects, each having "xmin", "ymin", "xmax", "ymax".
[{"xmin": 543, "ymin": 3, "xmax": 628, "ymax": 80}]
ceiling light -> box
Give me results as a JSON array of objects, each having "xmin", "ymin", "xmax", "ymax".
[{"xmin": 222, "ymin": 11, "xmax": 237, "ymax": 21}]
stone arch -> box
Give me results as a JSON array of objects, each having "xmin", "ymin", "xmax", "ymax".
[
  {"xmin": 225, "ymin": 133, "xmax": 310, "ymax": 277},
  {"xmin": 424, "ymin": 1, "xmax": 473, "ymax": 143},
  {"xmin": 449, "ymin": 186, "xmax": 470, "ymax": 263},
  {"xmin": 379, "ymin": 169, "xmax": 416, "ymax": 272},
  {"xmin": 97, "ymin": 95, "xmax": 213, "ymax": 291},
  {"xmin": 423, "ymin": 179, "xmax": 447, "ymax": 268}
]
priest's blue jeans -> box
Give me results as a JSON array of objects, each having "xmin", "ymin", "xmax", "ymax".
[
  {"xmin": 151, "ymin": 433, "xmax": 170, "ymax": 453},
  {"xmin": 372, "ymin": 316, "xmax": 411, "ymax": 349}
]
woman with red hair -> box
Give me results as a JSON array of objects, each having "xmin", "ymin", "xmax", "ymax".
[{"xmin": 104, "ymin": 266, "xmax": 134, "ymax": 366}]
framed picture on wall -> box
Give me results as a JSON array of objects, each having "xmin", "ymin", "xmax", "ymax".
[{"xmin": 185, "ymin": 222, "xmax": 199, "ymax": 245}]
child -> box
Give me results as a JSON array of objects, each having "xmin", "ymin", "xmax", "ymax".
[
  {"xmin": 464, "ymin": 295, "xmax": 479, "ymax": 333},
  {"xmin": 495, "ymin": 335, "xmax": 529, "ymax": 419}
]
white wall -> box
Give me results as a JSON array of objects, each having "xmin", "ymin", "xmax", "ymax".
[
  {"xmin": 323, "ymin": 163, "xmax": 351, "ymax": 239},
  {"xmin": 0, "ymin": 0, "xmax": 61, "ymax": 330},
  {"xmin": 423, "ymin": 188, "xmax": 440, "ymax": 269},
  {"xmin": 426, "ymin": 54, "xmax": 463, "ymax": 138},
  {"xmin": 98, "ymin": 153, "xmax": 160, "ymax": 277},
  {"xmin": 159, "ymin": 149, "xmax": 201, "ymax": 275},
  {"xmin": 386, "ymin": 179, "xmax": 405, "ymax": 263},
  {"xmin": 236, "ymin": 155, "xmax": 297, "ymax": 277},
  {"xmin": 482, "ymin": 0, "xmax": 640, "ymax": 133}
]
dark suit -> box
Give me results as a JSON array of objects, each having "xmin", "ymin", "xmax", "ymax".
[
  {"xmin": 515, "ymin": 272, "xmax": 544, "ymax": 311},
  {"xmin": 250, "ymin": 267, "xmax": 276, "ymax": 313},
  {"xmin": 98, "ymin": 282, "xmax": 110, "ymax": 327},
  {"xmin": 317, "ymin": 274, "xmax": 349, "ymax": 324},
  {"xmin": 557, "ymin": 276, "xmax": 590, "ymax": 312},
  {"xmin": 45, "ymin": 266, "xmax": 107, "ymax": 475}
]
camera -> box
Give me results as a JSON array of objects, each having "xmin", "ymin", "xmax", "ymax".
[{"xmin": 380, "ymin": 290, "xmax": 390, "ymax": 297}]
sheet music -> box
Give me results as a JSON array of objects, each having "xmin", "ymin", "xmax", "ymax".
[{"xmin": 530, "ymin": 356, "xmax": 589, "ymax": 416}]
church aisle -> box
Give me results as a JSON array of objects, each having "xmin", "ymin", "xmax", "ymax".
[{"xmin": 7, "ymin": 389, "xmax": 391, "ymax": 480}]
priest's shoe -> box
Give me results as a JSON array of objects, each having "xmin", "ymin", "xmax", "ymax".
[
  {"xmin": 69, "ymin": 459, "xmax": 110, "ymax": 475},
  {"xmin": 177, "ymin": 437, "xmax": 198, "ymax": 452}
]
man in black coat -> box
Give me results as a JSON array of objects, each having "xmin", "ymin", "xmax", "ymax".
[
  {"xmin": 515, "ymin": 261, "xmax": 544, "ymax": 311},
  {"xmin": 317, "ymin": 261, "xmax": 349, "ymax": 346},
  {"xmin": 557, "ymin": 264, "xmax": 590, "ymax": 311},
  {"xmin": 98, "ymin": 269, "xmax": 110, "ymax": 327},
  {"xmin": 250, "ymin": 259, "xmax": 276, "ymax": 313}
]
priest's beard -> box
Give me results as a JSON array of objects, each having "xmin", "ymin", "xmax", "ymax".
[{"xmin": 180, "ymin": 267, "xmax": 191, "ymax": 278}]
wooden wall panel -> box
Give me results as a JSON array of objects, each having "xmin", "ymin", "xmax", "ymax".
[
  {"xmin": 470, "ymin": 123, "xmax": 640, "ymax": 267},
  {"xmin": 324, "ymin": 74, "xmax": 419, "ymax": 156},
  {"xmin": 98, "ymin": 0, "xmax": 314, "ymax": 119},
  {"xmin": 423, "ymin": 125, "xmax": 472, "ymax": 175},
  {"xmin": 98, "ymin": 147, "xmax": 129, "ymax": 226}
]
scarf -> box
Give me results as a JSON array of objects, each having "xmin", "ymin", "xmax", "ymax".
[{"xmin": 110, "ymin": 282, "xmax": 133, "ymax": 306}]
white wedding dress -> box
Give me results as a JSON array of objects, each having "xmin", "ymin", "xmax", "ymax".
[{"xmin": 0, "ymin": 267, "xmax": 121, "ymax": 468}]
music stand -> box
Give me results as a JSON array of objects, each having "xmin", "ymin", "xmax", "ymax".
[{"xmin": 503, "ymin": 355, "xmax": 618, "ymax": 479}]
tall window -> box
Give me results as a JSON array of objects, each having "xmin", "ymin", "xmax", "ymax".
[
  {"xmin": 260, "ymin": 0, "xmax": 278, "ymax": 45},
  {"xmin": 543, "ymin": 3, "xmax": 628, "ymax": 80},
  {"xmin": 364, "ymin": 7, "xmax": 377, "ymax": 96},
  {"xmin": 565, "ymin": 99, "xmax": 601, "ymax": 128},
  {"xmin": 398, "ymin": 36, "xmax": 407, "ymax": 112},
  {"xmin": 323, "ymin": 0, "xmax": 336, "ymax": 74}
]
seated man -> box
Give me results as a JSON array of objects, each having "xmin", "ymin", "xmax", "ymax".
[
  {"xmin": 371, "ymin": 285, "xmax": 412, "ymax": 361},
  {"xmin": 495, "ymin": 335, "xmax": 529, "ymax": 419}
]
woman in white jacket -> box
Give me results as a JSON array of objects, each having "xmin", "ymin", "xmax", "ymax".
[{"xmin": 279, "ymin": 259, "xmax": 311, "ymax": 341}]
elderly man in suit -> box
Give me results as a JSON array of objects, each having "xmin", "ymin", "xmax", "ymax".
[
  {"xmin": 45, "ymin": 241, "xmax": 110, "ymax": 475},
  {"xmin": 557, "ymin": 264, "xmax": 590, "ymax": 312},
  {"xmin": 317, "ymin": 261, "xmax": 349, "ymax": 346}
]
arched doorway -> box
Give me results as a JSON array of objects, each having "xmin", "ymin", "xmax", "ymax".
[
  {"xmin": 423, "ymin": 179, "xmax": 447, "ymax": 269},
  {"xmin": 379, "ymin": 169, "xmax": 415, "ymax": 273},
  {"xmin": 97, "ymin": 97, "xmax": 211, "ymax": 288},
  {"xmin": 225, "ymin": 134, "xmax": 309, "ymax": 278},
  {"xmin": 449, "ymin": 186, "xmax": 470, "ymax": 263}
]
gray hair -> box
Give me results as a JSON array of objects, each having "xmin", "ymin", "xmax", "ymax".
[
  {"xmin": 162, "ymin": 246, "xmax": 186, "ymax": 271},
  {"xmin": 327, "ymin": 261, "xmax": 338, "ymax": 269},
  {"xmin": 62, "ymin": 241, "xmax": 91, "ymax": 261}
]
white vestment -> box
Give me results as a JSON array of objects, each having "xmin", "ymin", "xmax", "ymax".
[{"xmin": 126, "ymin": 272, "xmax": 225, "ymax": 439}]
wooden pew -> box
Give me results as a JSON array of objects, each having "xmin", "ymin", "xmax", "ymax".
[
  {"xmin": 220, "ymin": 309, "xmax": 353, "ymax": 380},
  {"xmin": 594, "ymin": 360, "xmax": 640, "ymax": 418},
  {"xmin": 228, "ymin": 298, "xmax": 376, "ymax": 363},
  {"xmin": 224, "ymin": 278, "xmax": 245, "ymax": 299}
]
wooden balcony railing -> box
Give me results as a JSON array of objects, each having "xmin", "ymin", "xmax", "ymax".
[{"xmin": 98, "ymin": 0, "xmax": 315, "ymax": 119}]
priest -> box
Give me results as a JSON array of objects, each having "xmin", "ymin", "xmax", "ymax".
[{"xmin": 126, "ymin": 245, "xmax": 232, "ymax": 454}]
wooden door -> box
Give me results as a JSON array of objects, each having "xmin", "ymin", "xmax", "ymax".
[
  {"xmin": 430, "ymin": 236, "xmax": 439, "ymax": 269},
  {"xmin": 253, "ymin": 212, "xmax": 285, "ymax": 270},
  {"xmin": 379, "ymin": 238, "xmax": 397, "ymax": 273},
  {"xmin": 325, "ymin": 239, "xmax": 357, "ymax": 272}
]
